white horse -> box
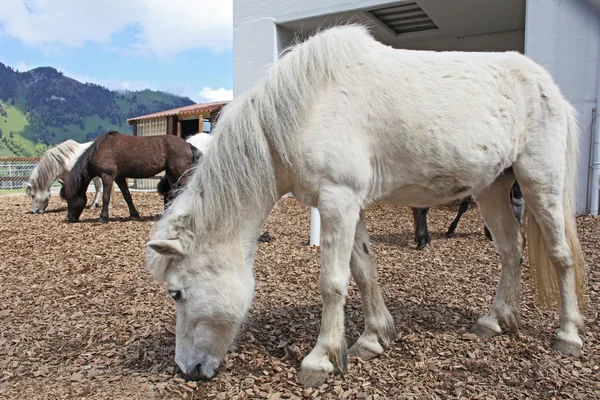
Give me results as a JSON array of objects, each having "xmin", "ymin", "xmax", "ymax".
[
  {"xmin": 25, "ymin": 139, "xmax": 102, "ymax": 213},
  {"xmin": 146, "ymin": 25, "xmax": 586, "ymax": 386},
  {"xmin": 186, "ymin": 132, "xmax": 214, "ymax": 154}
]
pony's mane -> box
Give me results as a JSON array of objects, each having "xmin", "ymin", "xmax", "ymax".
[
  {"xmin": 64, "ymin": 131, "xmax": 117, "ymax": 199},
  {"xmin": 152, "ymin": 24, "xmax": 375, "ymax": 244},
  {"xmin": 26, "ymin": 139, "xmax": 82, "ymax": 194}
]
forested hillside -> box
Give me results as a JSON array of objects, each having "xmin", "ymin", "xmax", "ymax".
[{"xmin": 0, "ymin": 62, "xmax": 194, "ymax": 156}]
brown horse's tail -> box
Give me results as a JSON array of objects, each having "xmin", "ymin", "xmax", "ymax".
[{"xmin": 64, "ymin": 131, "xmax": 116, "ymax": 200}]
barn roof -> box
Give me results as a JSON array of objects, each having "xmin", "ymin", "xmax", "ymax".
[{"xmin": 127, "ymin": 100, "xmax": 230, "ymax": 124}]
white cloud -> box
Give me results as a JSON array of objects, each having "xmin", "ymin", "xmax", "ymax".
[
  {"xmin": 14, "ymin": 61, "xmax": 34, "ymax": 72},
  {"xmin": 198, "ymin": 87, "xmax": 233, "ymax": 102},
  {"xmin": 0, "ymin": 0, "xmax": 232, "ymax": 59}
]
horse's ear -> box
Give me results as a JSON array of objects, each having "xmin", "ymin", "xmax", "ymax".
[
  {"xmin": 24, "ymin": 183, "xmax": 32, "ymax": 196},
  {"xmin": 147, "ymin": 239, "xmax": 187, "ymax": 257}
]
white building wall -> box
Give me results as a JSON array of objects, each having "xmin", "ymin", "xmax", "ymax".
[
  {"xmin": 525, "ymin": 0, "xmax": 600, "ymax": 214},
  {"xmin": 234, "ymin": 0, "xmax": 600, "ymax": 214},
  {"xmin": 233, "ymin": 0, "xmax": 402, "ymax": 94}
]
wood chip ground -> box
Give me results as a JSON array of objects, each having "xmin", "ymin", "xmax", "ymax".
[{"xmin": 0, "ymin": 193, "xmax": 598, "ymax": 399}]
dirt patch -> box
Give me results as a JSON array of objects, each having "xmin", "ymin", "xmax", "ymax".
[{"xmin": 0, "ymin": 192, "xmax": 598, "ymax": 399}]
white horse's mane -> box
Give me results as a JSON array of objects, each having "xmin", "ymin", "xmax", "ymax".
[
  {"xmin": 26, "ymin": 139, "xmax": 83, "ymax": 194},
  {"xmin": 152, "ymin": 24, "xmax": 376, "ymax": 243}
]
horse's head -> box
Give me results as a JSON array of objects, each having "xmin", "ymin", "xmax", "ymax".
[
  {"xmin": 66, "ymin": 190, "xmax": 87, "ymax": 222},
  {"xmin": 146, "ymin": 210, "xmax": 253, "ymax": 381},
  {"xmin": 25, "ymin": 182, "xmax": 51, "ymax": 214}
]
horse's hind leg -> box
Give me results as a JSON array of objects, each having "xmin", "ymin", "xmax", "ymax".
[
  {"xmin": 412, "ymin": 207, "xmax": 430, "ymax": 250},
  {"xmin": 115, "ymin": 177, "xmax": 140, "ymax": 220},
  {"xmin": 348, "ymin": 212, "xmax": 396, "ymax": 360},
  {"xmin": 446, "ymin": 196, "xmax": 471, "ymax": 238},
  {"xmin": 99, "ymin": 174, "xmax": 114, "ymax": 223},
  {"xmin": 471, "ymin": 172, "xmax": 523, "ymax": 337},
  {"xmin": 512, "ymin": 165, "xmax": 584, "ymax": 355},
  {"xmin": 90, "ymin": 177, "xmax": 102, "ymax": 208}
]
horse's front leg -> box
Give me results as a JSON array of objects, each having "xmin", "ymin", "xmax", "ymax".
[
  {"xmin": 298, "ymin": 186, "xmax": 360, "ymax": 387},
  {"xmin": 348, "ymin": 212, "xmax": 396, "ymax": 360},
  {"xmin": 115, "ymin": 177, "xmax": 140, "ymax": 220},
  {"xmin": 90, "ymin": 177, "xmax": 102, "ymax": 208},
  {"xmin": 99, "ymin": 174, "xmax": 114, "ymax": 223}
]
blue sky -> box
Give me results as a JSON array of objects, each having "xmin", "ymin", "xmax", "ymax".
[{"xmin": 0, "ymin": 0, "xmax": 233, "ymax": 102}]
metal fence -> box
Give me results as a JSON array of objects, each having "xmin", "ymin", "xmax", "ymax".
[{"xmin": 0, "ymin": 157, "xmax": 160, "ymax": 195}]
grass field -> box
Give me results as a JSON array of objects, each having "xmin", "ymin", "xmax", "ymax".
[{"xmin": 0, "ymin": 102, "xmax": 36, "ymax": 156}]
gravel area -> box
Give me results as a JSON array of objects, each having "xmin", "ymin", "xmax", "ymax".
[{"xmin": 0, "ymin": 192, "xmax": 598, "ymax": 399}]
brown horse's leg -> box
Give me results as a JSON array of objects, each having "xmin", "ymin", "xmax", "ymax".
[
  {"xmin": 412, "ymin": 207, "xmax": 430, "ymax": 250},
  {"xmin": 446, "ymin": 196, "xmax": 472, "ymax": 238},
  {"xmin": 99, "ymin": 174, "xmax": 114, "ymax": 223},
  {"xmin": 115, "ymin": 177, "xmax": 140, "ymax": 220}
]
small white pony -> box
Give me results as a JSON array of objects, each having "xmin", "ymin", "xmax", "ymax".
[
  {"xmin": 146, "ymin": 25, "xmax": 586, "ymax": 386},
  {"xmin": 25, "ymin": 139, "xmax": 101, "ymax": 213},
  {"xmin": 186, "ymin": 132, "xmax": 214, "ymax": 154}
]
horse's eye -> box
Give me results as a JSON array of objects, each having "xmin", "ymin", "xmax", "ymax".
[{"xmin": 168, "ymin": 290, "xmax": 182, "ymax": 301}]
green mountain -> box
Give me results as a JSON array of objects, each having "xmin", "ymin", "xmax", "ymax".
[{"xmin": 0, "ymin": 62, "xmax": 195, "ymax": 157}]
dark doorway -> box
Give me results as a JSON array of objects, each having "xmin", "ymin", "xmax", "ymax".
[{"xmin": 181, "ymin": 119, "xmax": 200, "ymax": 140}]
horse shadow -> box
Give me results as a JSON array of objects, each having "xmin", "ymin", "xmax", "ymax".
[
  {"xmin": 65, "ymin": 215, "xmax": 160, "ymax": 224},
  {"xmin": 126, "ymin": 297, "xmax": 492, "ymax": 378},
  {"xmin": 369, "ymin": 230, "xmax": 481, "ymax": 249},
  {"xmin": 44, "ymin": 207, "xmax": 68, "ymax": 214}
]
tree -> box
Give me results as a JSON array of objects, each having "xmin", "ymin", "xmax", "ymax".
[
  {"xmin": 9, "ymin": 130, "xmax": 14, "ymax": 138},
  {"xmin": 34, "ymin": 142, "xmax": 47, "ymax": 156}
]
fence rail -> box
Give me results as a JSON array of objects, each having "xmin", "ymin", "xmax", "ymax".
[{"xmin": 0, "ymin": 157, "xmax": 161, "ymax": 194}]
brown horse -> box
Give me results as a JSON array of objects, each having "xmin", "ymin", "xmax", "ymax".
[
  {"xmin": 63, "ymin": 131, "xmax": 197, "ymax": 223},
  {"xmin": 412, "ymin": 181, "xmax": 523, "ymax": 249}
]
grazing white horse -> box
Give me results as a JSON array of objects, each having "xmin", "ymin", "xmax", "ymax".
[
  {"xmin": 25, "ymin": 139, "xmax": 101, "ymax": 213},
  {"xmin": 146, "ymin": 25, "xmax": 586, "ymax": 386}
]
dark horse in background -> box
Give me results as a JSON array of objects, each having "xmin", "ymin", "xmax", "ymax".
[
  {"xmin": 412, "ymin": 181, "xmax": 523, "ymax": 250},
  {"xmin": 62, "ymin": 131, "xmax": 200, "ymax": 223},
  {"xmin": 156, "ymin": 148, "xmax": 204, "ymax": 207}
]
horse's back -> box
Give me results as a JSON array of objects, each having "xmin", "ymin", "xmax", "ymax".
[
  {"xmin": 88, "ymin": 132, "xmax": 192, "ymax": 178},
  {"xmin": 299, "ymin": 43, "xmax": 567, "ymax": 208}
]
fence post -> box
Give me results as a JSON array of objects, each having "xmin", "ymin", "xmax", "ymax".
[{"xmin": 8, "ymin": 163, "xmax": 12, "ymax": 190}]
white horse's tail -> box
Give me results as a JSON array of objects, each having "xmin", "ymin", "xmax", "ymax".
[{"xmin": 526, "ymin": 101, "xmax": 587, "ymax": 309}]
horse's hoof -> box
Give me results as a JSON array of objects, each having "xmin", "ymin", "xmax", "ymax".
[
  {"xmin": 130, "ymin": 215, "xmax": 141, "ymax": 221},
  {"xmin": 296, "ymin": 368, "xmax": 329, "ymax": 388},
  {"xmin": 349, "ymin": 342, "xmax": 382, "ymax": 361},
  {"xmin": 445, "ymin": 231, "xmax": 455, "ymax": 238},
  {"xmin": 470, "ymin": 318, "xmax": 501, "ymax": 338},
  {"xmin": 98, "ymin": 218, "xmax": 109, "ymax": 224},
  {"xmin": 553, "ymin": 333, "xmax": 582, "ymax": 356}
]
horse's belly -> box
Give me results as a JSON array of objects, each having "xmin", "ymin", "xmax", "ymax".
[{"xmin": 376, "ymin": 183, "xmax": 472, "ymax": 208}]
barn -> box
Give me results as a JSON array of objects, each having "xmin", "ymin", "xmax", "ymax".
[
  {"xmin": 233, "ymin": 0, "xmax": 600, "ymax": 229},
  {"xmin": 127, "ymin": 100, "xmax": 228, "ymax": 140}
]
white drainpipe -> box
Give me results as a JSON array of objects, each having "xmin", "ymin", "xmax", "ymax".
[
  {"xmin": 310, "ymin": 207, "xmax": 321, "ymax": 246},
  {"xmin": 590, "ymin": 115, "xmax": 600, "ymax": 215},
  {"xmin": 590, "ymin": 59, "xmax": 600, "ymax": 216}
]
